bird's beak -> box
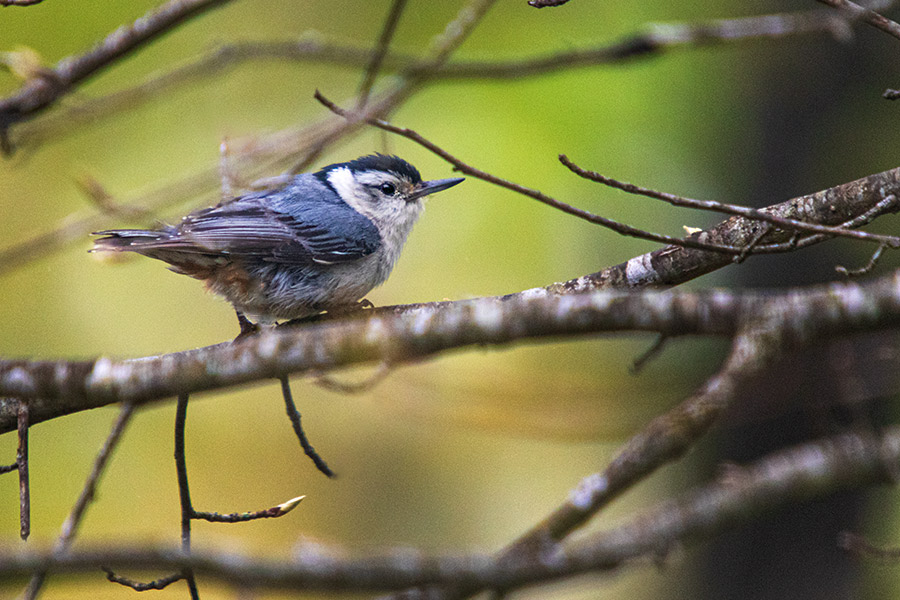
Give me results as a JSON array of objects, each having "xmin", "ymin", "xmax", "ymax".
[{"xmin": 408, "ymin": 177, "xmax": 464, "ymax": 201}]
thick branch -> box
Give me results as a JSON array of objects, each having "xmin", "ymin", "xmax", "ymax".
[
  {"xmin": 0, "ymin": 287, "xmax": 751, "ymax": 432},
  {"xmin": 400, "ymin": 303, "xmax": 790, "ymax": 600},
  {"xmin": 0, "ymin": 0, "xmax": 234, "ymax": 150},
  {"xmin": 1, "ymin": 426, "xmax": 897, "ymax": 593},
  {"xmin": 3, "ymin": 269, "xmax": 900, "ymax": 432},
  {"xmin": 559, "ymin": 154, "xmax": 900, "ymax": 248},
  {"xmin": 548, "ymin": 166, "xmax": 900, "ymax": 292}
]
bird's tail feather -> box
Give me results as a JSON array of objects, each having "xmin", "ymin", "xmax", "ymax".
[{"xmin": 90, "ymin": 230, "xmax": 169, "ymax": 253}]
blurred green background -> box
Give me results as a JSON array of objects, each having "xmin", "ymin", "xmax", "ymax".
[{"xmin": 2, "ymin": 0, "xmax": 900, "ymax": 598}]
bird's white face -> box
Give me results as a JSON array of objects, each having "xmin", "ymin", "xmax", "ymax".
[{"xmin": 327, "ymin": 166, "xmax": 424, "ymax": 238}]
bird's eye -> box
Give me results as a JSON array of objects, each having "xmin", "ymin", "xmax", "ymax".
[{"xmin": 379, "ymin": 183, "xmax": 396, "ymax": 196}]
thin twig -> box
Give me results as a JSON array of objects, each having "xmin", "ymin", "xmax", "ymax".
[
  {"xmin": 17, "ymin": 400, "xmax": 29, "ymax": 541},
  {"xmin": 313, "ymin": 363, "xmax": 393, "ymax": 394},
  {"xmin": 4, "ymin": 425, "xmax": 900, "ymax": 593},
  {"xmin": 754, "ymin": 195, "xmax": 899, "ymax": 253},
  {"xmin": 836, "ymin": 243, "xmax": 887, "ymax": 278},
  {"xmin": 816, "ymin": 0, "xmax": 900, "ymax": 40},
  {"xmin": 23, "ymin": 403, "xmax": 136, "ymax": 599},
  {"xmin": 103, "ymin": 396, "xmax": 199, "ymax": 596},
  {"xmin": 0, "ymin": 0, "xmax": 235, "ymax": 152},
  {"xmin": 559, "ymin": 155, "xmax": 900, "ymax": 248},
  {"xmin": 549, "ymin": 183, "xmax": 900, "ymax": 295},
  {"xmin": 357, "ymin": 0, "xmax": 409, "ymax": 108},
  {"xmin": 528, "ymin": 0, "xmax": 571, "ymax": 7},
  {"xmin": 279, "ymin": 376, "xmax": 335, "ymax": 478},
  {"xmin": 733, "ymin": 223, "xmax": 773, "ymax": 263},
  {"xmin": 0, "ymin": 0, "xmax": 46, "ymax": 5},
  {"xmin": 629, "ymin": 334, "xmax": 668, "ymax": 374},
  {"xmin": 839, "ymin": 531, "xmax": 900, "ymax": 563},
  {"xmin": 104, "ymin": 568, "xmax": 185, "ymax": 591},
  {"xmin": 315, "ymin": 92, "xmax": 762, "ymax": 257},
  {"xmin": 193, "ymin": 495, "xmax": 305, "ymax": 523},
  {"xmin": 174, "ymin": 393, "xmax": 200, "ymax": 599},
  {"xmin": 6, "ymin": 8, "xmax": 849, "ymax": 153},
  {"xmin": 74, "ymin": 174, "xmax": 152, "ymax": 220},
  {"xmin": 406, "ymin": 318, "xmax": 787, "ymax": 600}
]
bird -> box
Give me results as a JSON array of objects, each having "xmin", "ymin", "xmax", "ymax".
[{"xmin": 92, "ymin": 154, "xmax": 464, "ymax": 334}]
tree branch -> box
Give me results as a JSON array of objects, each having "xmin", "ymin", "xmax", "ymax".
[
  {"xmin": 0, "ymin": 0, "xmax": 235, "ymax": 152},
  {"xmin": 317, "ymin": 93, "xmax": 900, "ymax": 260},
  {"xmin": 3, "ymin": 8, "xmax": 851, "ymax": 153},
  {"xmin": 559, "ymin": 154, "xmax": 900, "ymax": 248},
  {"xmin": 23, "ymin": 402, "xmax": 135, "ymax": 599},
  {"xmin": 356, "ymin": 0, "xmax": 408, "ymax": 108},
  {"xmin": 3, "ymin": 267, "xmax": 900, "ymax": 433},
  {"xmin": 545, "ymin": 167, "xmax": 900, "ymax": 293},
  {"xmin": 3, "ymin": 425, "xmax": 899, "ymax": 594},
  {"xmin": 816, "ymin": 0, "xmax": 900, "ymax": 40}
]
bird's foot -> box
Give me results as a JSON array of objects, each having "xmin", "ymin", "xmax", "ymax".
[
  {"xmin": 278, "ymin": 313, "xmax": 324, "ymax": 329},
  {"xmin": 321, "ymin": 299, "xmax": 375, "ymax": 319},
  {"xmin": 233, "ymin": 311, "xmax": 260, "ymax": 342},
  {"xmin": 277, "ymin": 300, "xmax": 375, "ymax": 331}
]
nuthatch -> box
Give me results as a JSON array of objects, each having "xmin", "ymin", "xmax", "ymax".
[{"xmin": 93, "ymin": 154, "xmax": 463, "ymax": 332}]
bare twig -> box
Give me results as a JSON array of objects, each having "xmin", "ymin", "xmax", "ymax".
[
  {"xmin": 24, "ymin": 403, "xmax": 136, "ymax": 599},
  {"xmin": 816, "ymin": 0, "xmax": 900, "ymax": 40},
  {"xmin": 105, "ymin": 395, "xmax": 201, "ymax": 597},
  {"xmin": 7, "ymin": 8, "xmax": 849, "ymax": 152},
  {"xmin": 0, "ymin": 0, "xmax": 46, "ymax": 5},
  {"xmin": 629, "ymin": 334, "xmax": 668, "ymax": 374},
  {"xmin": 3, "ymin": 426, "xmax": 900, "ymax": 593},
  {"xmin": 356, "ymin": 0, "xmax": 409, "ymax": 108},
  {"xmin": 839, "ymin": 531, "xmax": 900, "ymax": 563},
  {"xmin": 280, "ymin": 375, "xmax": 335, "ymax": 477},
  {"xmin": 173, "ymin": 394, "xmax": 201, "ymax": 598},
  {"xmin": 315, "ymin": 92, "xmax": 767, "ymax": 257},
  {"xmin": 285, "ymin": 0, "xmax": 498, "ymax": 176},
  {"xmin": 104, "ymin": 568, "xmax": 185, "ymax": 591},
  {"xmin": 63, "ymin": 405, "xmax": 136, "ymax": 537},
  {"xmin": 17, "ymin": 401, "xmax": 29, "ymax": 540},
  {"xmin": 74, "ymin": 174, "xmax": 153, "ymax": 220},
  {"xmin": 547, "ymin": 171, "xmax": 900, "ymax": 293},
  {"xmin": 418, "ymin": 0, "xmax": 497, "ymax": 70},
  {"xmin": 0, "ymin": 0, "xmax": 235, "ymax": 152},
  {"xmin": 407, "ymin": 313, "xmax": 787, "ymax": 600},
  {"xmin": 193, "ymin": 495, "xmax": 305, "ymax": 522},
  {"xmin": 559, "ymin": 155, "xmax": 900, "ymax": 248},
  {"xmin": 528, "ymin": 0, "xmax": 571, "ymax": 7},
  {"xmin": 836, "ymin": 243, "xmax": 887, "ymax": 277},
  {"xmin": 313, "ymin": 363, "xmax": 393, "ymax": 394}
]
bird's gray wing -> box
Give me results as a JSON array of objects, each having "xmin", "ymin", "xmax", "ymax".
[{"xmin": 151, "ymin": 193, "xmax": 381, "ymax": 265}]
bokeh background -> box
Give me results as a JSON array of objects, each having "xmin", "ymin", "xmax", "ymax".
[{"xmin": 2, "ymin": 0, "xmax": 900, "ymax": 598}]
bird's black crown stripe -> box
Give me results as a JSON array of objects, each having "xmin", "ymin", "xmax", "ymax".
[{"xmin": 316, "ymin": 154, "xmax": 422, "ymax": 185}]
